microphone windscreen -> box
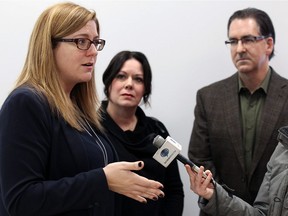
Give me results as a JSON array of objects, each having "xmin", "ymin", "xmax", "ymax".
[{"xmin": 153, "ymin": 135, "xmax": 165, "ymax": 148}]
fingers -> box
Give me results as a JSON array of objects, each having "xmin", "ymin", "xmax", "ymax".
[
  {"xmin": 125, "ymin": 183, "xmax": 165, "ymax": 203},
  {"xmin": 103, "ymin": 161, "xmax": 165, "ymax": 203},
  {"xmin": 131, "ymin": 175, "xmax": 165, "ymax": 199},
  {"xmin": 185, "ymin": 165, "xmax": 214, "ymax": 200},
  {"xmin": 185, "ymin": 164, "xmax": 212, "ymax": 184},
  {"xmin": 185, "ymin": 164, "xmax": 195, "ymax": 177},
  {"xmin": 113, "ymin": 161, "xmax": 145, "ymax": 171},
  {"xmin": 195, "ymin": 166, "xmax": 207, "ymax": 185},
  {"xmin": 134, "ymin": 161, "xmax": 144, "ymax": 170}
]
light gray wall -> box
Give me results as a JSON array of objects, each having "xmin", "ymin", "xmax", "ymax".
[{"xmin": 1, "ymin": 1, "xmax": 288, "ymax": 215}]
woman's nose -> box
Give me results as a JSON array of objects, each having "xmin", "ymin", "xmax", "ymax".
[
  {"xmin": 86, "ymin": 43, "xmax": 98, "ymax": 56},
  {"xmin": 124, "ymin": 77, "xmax": 133, "ymax": 89}
]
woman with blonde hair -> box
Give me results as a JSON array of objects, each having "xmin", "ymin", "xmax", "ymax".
[{"xmin": 0, "ymin": 2, "xmax": 164, "ymax": 216}]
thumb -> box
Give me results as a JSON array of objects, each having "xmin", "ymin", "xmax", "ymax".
[{"xmin": 130, "ymin": 161, "xmax": 144, "ymax": 171}]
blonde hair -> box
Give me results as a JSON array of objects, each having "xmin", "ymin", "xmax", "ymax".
[{"xmin": 15, "ymin": 2, "xmax": 102, "ymax": 130}]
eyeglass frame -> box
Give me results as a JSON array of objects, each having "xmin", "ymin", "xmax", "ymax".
[
  {"xmin": 52, "ymin": 38, "xmax": 106, "ymax": 51},
  {"xmin": 224, "ymin": 34, "xmax": 271, "ymax": 48}
]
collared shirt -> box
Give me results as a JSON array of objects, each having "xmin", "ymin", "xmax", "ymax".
[{"xmin": 238, "ymin": 68, "xmax": 271, "ymax": 173}]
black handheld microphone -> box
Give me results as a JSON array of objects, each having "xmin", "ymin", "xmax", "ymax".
[{"xmin": 153, "ymin": 135, "xmax": 214, "ymax": 183}]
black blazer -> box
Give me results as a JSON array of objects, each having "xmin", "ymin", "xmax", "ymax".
[
  {"xmin": 0, "ymin": 87, "xmax": 117, "ymax": 216},
  {"xmin": 188, "ymin": 68, "xmax": 288, "ymax": 206}
]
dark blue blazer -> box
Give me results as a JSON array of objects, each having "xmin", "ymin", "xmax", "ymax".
[{"xmin": 0, "ymin": 86, "xmax": 116, "ymax": 216}]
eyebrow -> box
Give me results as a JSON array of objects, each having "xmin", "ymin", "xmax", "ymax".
[
  {"xmin": 71, "ymin": 33, "xmax": 99, "ymax": 39},
  {"xmin": 229, "ymin": 34, "xmax": 257, "ymax": 39},
  {"xmin": 118, "ymin": 71, "xmax": 144, "ymax": 76}
]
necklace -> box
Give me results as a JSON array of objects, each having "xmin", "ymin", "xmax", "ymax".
[{"xmin": 79, "ymin": 119, "xmax": 109, "ymax": 166}]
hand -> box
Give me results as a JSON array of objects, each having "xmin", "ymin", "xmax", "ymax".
[
  {"xmin": 185, "ymin": 165, "xmax": 214, "ymax": 200},
  {"xmin": 103, "ymin": 161, "xmax": 164, "ymax": 203}
]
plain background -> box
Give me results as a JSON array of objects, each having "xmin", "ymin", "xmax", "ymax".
[{"xmin": 1, "ymin": 1, "xmax": 288, "ymax": 215}]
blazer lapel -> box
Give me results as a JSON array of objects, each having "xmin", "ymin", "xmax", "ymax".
[
  {"xmin": 61, "ymin": 120, "xmax": 90, "ymax": 171},
  {"xmin": 250, "ymin": 70, "xmax": 288, "ymax": 176},
  {"xmin": 224, "ymin": 73, "xmax": 246, "ymax": 172}
]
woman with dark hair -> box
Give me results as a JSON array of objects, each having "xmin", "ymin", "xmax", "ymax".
[{"xmin": 101, "ymin": 50, "xmax": 184, "ymax": 216}]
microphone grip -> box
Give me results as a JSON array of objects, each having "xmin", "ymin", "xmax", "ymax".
[{"xmin": 176, "ymin": 154, "xmax": 215, "ymax": 184}]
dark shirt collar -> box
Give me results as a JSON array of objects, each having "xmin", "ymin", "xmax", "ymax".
[{"xmin": 238, "ymin": 67, "xmax": 271, "ymax": 94}]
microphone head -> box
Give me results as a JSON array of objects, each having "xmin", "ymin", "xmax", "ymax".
[{"xmin": 153, "ymin": 135, "xmax": 165, "ymax": 148}]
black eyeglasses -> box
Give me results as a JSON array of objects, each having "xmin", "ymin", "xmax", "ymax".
[
  {"xmin": 53, "ymin": 38, "xmax": 106, "ymax": 51},
  {"xmin": 225, "ymin": 35, "xmax": 271, "ymax": 48}
]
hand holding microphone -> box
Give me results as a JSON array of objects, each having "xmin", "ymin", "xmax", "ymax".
[{"xmin": 152, "ymin": 135, "xmax": 215, "ymax": 184}]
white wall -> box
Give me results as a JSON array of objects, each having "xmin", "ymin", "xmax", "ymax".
[{"xmin": 1, "ymin": 1, "xmax": 288, "ymax": 215}]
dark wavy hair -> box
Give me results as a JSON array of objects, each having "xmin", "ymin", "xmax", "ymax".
[{"xmin": 102, "ymin": 50, "xmax": 152, "ymax": 104}]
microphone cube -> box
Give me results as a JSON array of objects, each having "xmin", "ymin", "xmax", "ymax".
[{"xmin": 153, "ymin": 136, "xmax": 182, "ymax": 167}]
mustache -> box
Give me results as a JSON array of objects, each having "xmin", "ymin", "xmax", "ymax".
[{"xmin": 236, "ymin": 53, "xmax": 249, "ymax": 61}]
